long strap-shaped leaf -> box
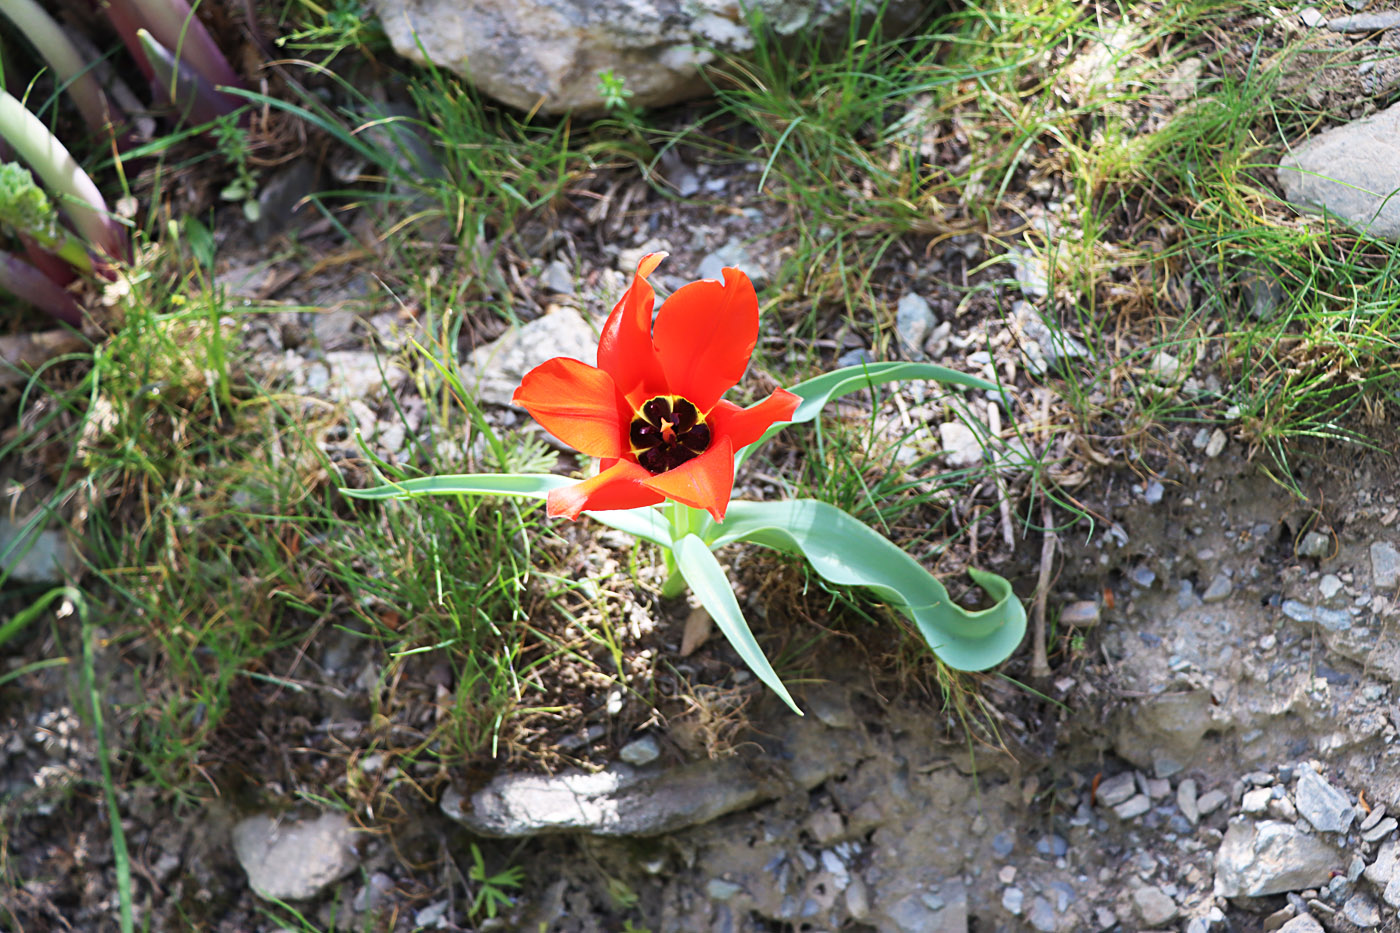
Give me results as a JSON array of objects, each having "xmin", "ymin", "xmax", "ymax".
[
  {"xmin": 708, "ymin": 500, "xmax": 1025, "ymax": 671},
  {"xmin": 672, "ymin": 534, "xmax": 801, "ymax": 714},
  {"xmin": 738, "ymin": 361, "xmax": 997, "ymax": 467},
  {"xmin": 341, "ymin": 474, "xmax": 672, "ymax": 546}
]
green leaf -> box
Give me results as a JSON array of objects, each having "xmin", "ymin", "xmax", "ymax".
[
  {"xmin": 672, "ymin": 534, "xmax": 801, "ymax": 714},
  {"xmin": 708, "ymin": 500, "xmax": 1025, "ymax": 671},
  {"xmin": 787, "ymin": 361, "xmax": 996, "ymax": 425},
  {"xmin": 739, "ymin": 361, "xmax": 997, "ymax": 465},
  {"xmin": 341, "ymin": 473, "xmax": 672, "ymax": 546}
]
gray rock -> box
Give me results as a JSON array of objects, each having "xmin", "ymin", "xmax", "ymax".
[
  {"xmin": 1361, "ymin": 803, "xmax": 1387, "ymax": 832},
  {"xmin": 706, "ymin": 879, "xmax": 742, "ymax": 900},
  {"xmin": 618, "ymin": 735, "xmax": 661, "ymax": 766},
  {"xmin": 939, "ymin": 421, "xmax": 983, "ymax": 468},
  {"xmin": 371, "ymin": 0, "xmax": 925, "ymax": 114},
  {"xmin": 1277, "ymin": 916, "xmax": 1324, "ymax": 933},
  {"xmin": 541, "ymin": 259, "xmax": 575, "ymax": 294},
  {"xmin": 1371, "ymin": 541, "xmax": 1400, "ymax": 589},
  {"xmin": 465, "ymin": 306, "xmax": 598, "ymax": 407},
  {"xmin": 1202, "ymin": 574, "xmax": 1234, "ymax": 603},
  {"xmin": 1133, "ymin": 885, "xmax": 1178, "ymax": 926},
  {"xmin": 1214, "ymin": 819, "xmax": 1340, "ymax": 897},
  {"xmin": 895, "ymin": 293, "xmax": 935, "ymax": 361},
  {"xmin": 698, "ymin": 239, "xmax": 767, "ymax": 287},
  {"xmin": 0, "ymin": 518, "xmax": 76, "ymax": 584},
  {"xmin": 1096, "ymin": 772, "xmax": 1138, "ymax": 807},
  {"xmin": 1327, "ymin": 12, "xmax": 1400, "ymax": 31},
  {"xmin": 1197, "ymin": 789, "xmax": 1229, "ymax": 816},
  {"xmin": 1027, "ymin": 896, "xmax": 1058, "ymax": 932},
  {"xmin": 1114, "ymin": 794, "xmax": 1152, "ymax": 820},
  {"xmin": 278, "ymin": 350, "xmax": 409, "ymax": 404},
  {"xmin": 1314, "ymin": 606, "xmax": 1352, "ymax": 632},
  {"xmin": 1011, "ymin": 301, "xmax": 1088, "ymax": 375},
  {"xmin": 1205, "ymin": 427, "xmax": 1228, "ymax": 457},
  {"xmin": 1295, "ymin": 768, "xmax": 1354, "ymax": 834},
  {"xmin": 1002, "ymin": 886, "xmax": 1024, "ymax": 915},
  {"xmin": 1179, "ymin": 778, "xmax": 1200, "ymax": 824},
  {"xmin": 1367, "ymin": 839, "xmax": 1400, "ymax": 887},
  {"xmin": 1342, "ymin": 894, "xmax": 1381, "ymax": 928},
  {"xmin": 1060, "ymin": 601, "xmax": 1101, "ymax": 627},
  {"xmin": 1362, "ymin": 816, "xmax": 1397, "ymax": 842},
  {"xmin": 1242, "ymin": 787, "xmax": 1271, "ymax": 814},
  {"xmin": 311, "ymin": 310, "xmax": 359, "ymax": 350},
  {"xmin": 886, "ymin": 885, "xmax": 967, "ymax": 933},
  {"xmin": 1300, "ymin": 7, "xmax": 1326, "ymax": 28},
  {"xmin": 1278, "ymin": 101, "xmax": 1400, "ymax": 241},
  {"xmin": 232, "ymin": 812, "xmax": 360, "ymax": 901},
  {"xmin": 1297, "ymin": 531, "xmax": 1331, "ymax": 558},
  {"xmin": 254, "ymin": 159, "xmax": 321, "ymax": 240},
  {"xmin": 442, "ymin": 717, "xmax": 856, "ymax": 836}
]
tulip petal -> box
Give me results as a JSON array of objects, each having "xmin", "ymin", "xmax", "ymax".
[
  {"xmin": 597, "ymin": 252, "xmax": 669, "ymax": 401},
  {"xmin": 547, "ymin": 459, "xmax": 665, "ymax": 519},
  {"xmin": 708, "ymin": 389, "xmax": 800, "ymax": 451},
  {"xmin": 652, "ymin": 268, "xmax": 760, "ymax": 412},
  {"xmin": 642, "ymin": 436, "xmax": 736, "ymax": 521},
  {"xmin": 513, "ymin": 357, "xmax": 627, "ymax": 458}
]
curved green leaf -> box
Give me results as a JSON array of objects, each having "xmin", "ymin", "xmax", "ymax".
[
  {"xmin": 786, "ymin": 361, "xmax": 996, "ymax": 426},
  {"xmin": 708, "ymin": 500, "xmax": 1025, "ymax": 671},
  {"xmin": 341, "ymin": 473, "xmax": 672, "ymax": 546},
  {"xmin": 673, "ymin": 534, "xmax": 801, "ymax": 714},
  {"xmin": 739, "ymin": 361, "xmax": 997, "ymax": 465}
]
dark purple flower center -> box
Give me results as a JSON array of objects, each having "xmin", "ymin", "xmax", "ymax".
[{"xmin": 629, "ymin": 395, "xmax": 710, "ymax": 474}]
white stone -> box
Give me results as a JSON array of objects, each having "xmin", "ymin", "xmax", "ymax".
[
  {"xmin": 939, "ymin": 420, "xmax": 983, "ymax": 468},
  {"xmin": 371, "ymin": 0, "xmax": 930, "ymax": 114},
  {"xmin": 232, "ymin": 812, "xmax": 360, "ymax": 901}
]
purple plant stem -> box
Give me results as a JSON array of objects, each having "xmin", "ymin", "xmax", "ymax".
[{"xmin": 0, "ymin": 250, "xmax": 82, "ymax": 325}]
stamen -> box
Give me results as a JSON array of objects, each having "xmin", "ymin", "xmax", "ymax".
[{"xmin": 629, "ymin": 395, "xmax": 710, "ymax": 474}]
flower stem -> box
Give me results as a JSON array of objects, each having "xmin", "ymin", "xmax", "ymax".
[{"xmin": 658, "ymin": 501, "xmax": 708, "ymax": 599}]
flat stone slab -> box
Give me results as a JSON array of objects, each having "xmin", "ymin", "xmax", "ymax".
[
  {"xmin": 1277, "ymin": 101, "xmax": 1400, "ymax": 242},
  {"xmin": 443, "ymin": 714, "xmax": 859, "ymax": 837}
]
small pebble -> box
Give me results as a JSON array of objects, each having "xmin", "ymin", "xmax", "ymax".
[
  {"xmin": 1242, "ymin": 788, "xmax": 1271, "ymax": 814},
  {"xmin": 618, "ymin": 735, "xmax": 661, "ymax": 766},
  {"xmin": 1003, "ymin": 886, "xmax": 1025, "ymax": 915},
  {"xmin": 1205, "ymin": 428, "xmax": 1227, "ymax": 457},
  {"xmin": 1262, "ymin": 904, "xmax": 1297, "ymax": 932},
  {"xmin": 1060, "ymin": 600, "xmax": 1102, "ymax": 627},
  {"xmin": 1362, "ymin": 817, "xmax": 1397, "ymax": 842},
  {"xmin": 1361, "ymin": 804, "xmax": 1387, "ymax": 832},
  {"xmin": 1297, "ymin": 530, "xmax": 1331, "ymax": 558},
  {"xmin": 1300, "ymin": 7, "xmax": 1326, "ymax": 27},
  {"xmin": 1178, "ymin": 778, "xmax": 1200, "ymax": 824},
  {"xmin": 1268, "ymin": 796, "xmax": 1298, "ymax": 822},
  {"xmin": 1197, "ymin": 789, "xmax": 1229, "ymax": 816},
  {"xmin": 1114, "ymin": 794, "xmax": 1152, "ymax": 820},
  {"xmin": 1260, "ymin": 634, "xmax": 1278, "ymax": 651},
  {"xmin": 1202, "ymin": 574, "xmax": 1234, "ymax": 603},
  {"xmin": 1097, "ymin": 772, "xmax": 1138, "ymax": 807}
]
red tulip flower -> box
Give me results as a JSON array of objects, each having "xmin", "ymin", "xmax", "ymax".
[{"xmin": 513, "ymin": 253, "xmax": 799, "ymax": 521}]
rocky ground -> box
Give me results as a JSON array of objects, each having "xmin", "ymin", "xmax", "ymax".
[{"xmin": 7, "ymin": 2, "xmax": 1400, "ymax": 932}]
